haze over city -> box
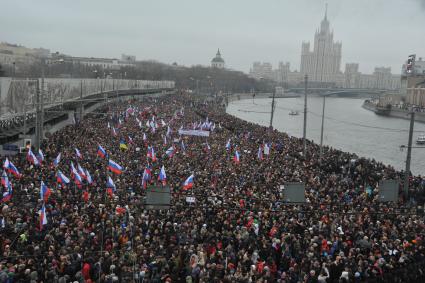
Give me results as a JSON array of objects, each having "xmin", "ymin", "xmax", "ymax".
[{"xmin": 1, "ymin": 0, "xmax": 425, "ymax": 74}]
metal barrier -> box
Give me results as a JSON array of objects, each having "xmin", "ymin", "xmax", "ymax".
[{"xmin": 0, "ymin": 87, "xmax": 174, "ymax": 144}]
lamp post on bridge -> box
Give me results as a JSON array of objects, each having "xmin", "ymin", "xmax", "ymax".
[{"xmin": 34, "ymin": 58, "xmax": 64, "ymax": 150}]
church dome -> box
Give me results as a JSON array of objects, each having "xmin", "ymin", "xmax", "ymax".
[
  {"xmin": 211, "ymin": 49, "xmax": 225, "ymax": 68},
  {"xmin": 212, "ymin": 56, "xmax": 224, "ymax": 63},
  {"xmin": 211, "ymin": 49, "xmax": 225, "ymax": 63}
]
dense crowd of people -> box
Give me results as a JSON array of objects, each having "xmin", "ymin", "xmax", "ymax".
[{"xmin": 0, "ymin": 92, "xmax": 425, "ymax": 283}]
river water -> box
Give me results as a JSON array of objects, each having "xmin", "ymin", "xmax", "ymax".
[{"xmin": 226, "ymin": 96, "xmax": 425, "ymax": 175}]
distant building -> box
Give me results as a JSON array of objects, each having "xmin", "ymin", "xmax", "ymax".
[
  {"xmin": 211, "ymin": 49, "xmax": 225, "ymax": 69},
  {"xmin": 373, "ymin": 67, "xmax": 392, "ymax": 89},
  {"xmin": 49, "ymin": 54, "xmax": 135, "ymax": 70},
  {"xmin": 121, "ymin": 54, "xmax": 136, "ymax": 62},
  {"xmin": 300, "ymin": 6, "xmax": 342, "ymax": 84},
  {"xmin": 276, "ymin": 62, "xmax": 291, "ymax": 84},
  {"xmin": 344, "ymin": 63, "xmax": 360, "ymax": 88},
  {"xmin": 249, "ymin": 62, "xmax": 273, "ymax": 80},
  {"xmin": 287, "ymin": 71, "xmax": 304, "ymax": 85},
  {"xmin": 401, "ymin": 56, "xmax": 425, "ymax": 107},
  {"xmin": 405, "ymin": 76, "xmax": 425, "ymax": 107},
  {"xmin": 358, "ymin": 74, "xmax": 376, "ymax": 89},
  {"xmin": 0, "ymin": 42, "xmax": 50, "ymax": 67}
]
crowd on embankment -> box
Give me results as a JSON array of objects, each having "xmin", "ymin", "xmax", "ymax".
[{"xmin": 0, "ymin": 92, "xmax": 425, "ymax": 283}]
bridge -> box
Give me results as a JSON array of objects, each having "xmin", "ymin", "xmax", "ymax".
[
  {"xmin": 0, "ymin": 77, "xmax": 175, "ymax": 145},
  {"xmin": 288, "ymin": 87, "xmax": 388, "ymax": 97}
]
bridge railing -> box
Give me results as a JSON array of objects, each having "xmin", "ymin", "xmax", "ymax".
[
  {"xmin": 0, "ymin": 86, "xmax": 174, "ymax": 137},
  {"xmin": 0, "ymin": 77, "xmax": 175, "ymax": 119}
]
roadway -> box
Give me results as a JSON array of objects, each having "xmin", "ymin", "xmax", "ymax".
[{"xmin": 0, "ymin": 87, "xmax": 174, "ymax": 145}]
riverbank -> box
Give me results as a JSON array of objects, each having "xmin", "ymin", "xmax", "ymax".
[
  {"xmin": 227, "ymin": 92, "xmax": 300, "ymax": 104},
  {"xmin": 362, "ymin": 100, "xmax": 425, "ymax": 123},
  {"xmin": 227, "ymin": 97, "xmax": 425, "ymax": 175}
]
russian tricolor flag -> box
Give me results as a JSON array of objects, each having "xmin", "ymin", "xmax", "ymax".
[
  {"xmin": 27, "ymin": 149, "xmax": 40, "ymax": 166},
  {"xmin": 165, "ymin": 146, "xmax": 175, "ymax": 158},
  {"xmin": 71, "ymin": 163, "xmax": 83, "ymax": 188},
  {"xmin": 75, "ymin": 148, "xmax": 83, "ymax": 159},
  {"xmin": 3, "ymin": 158, "xmax": 9, "ymax": 169},
  {"xmin": 37, "ymin": 149, "xmax": 44, "ymax": 163},
  {"xmin": 53, "ymin": 153, "xmax": 61, "ymax": 167},
  {"xmin": 264, "ymin": 143, "xmax": 271, "ymax": 156},
  {"xmin": 57, "ymin": 170, "xmax": 70, "ymax": 184},
  {"xmin": 108, "ymin": 159, "xmax": 123, "ymax": 174},
  {"xmin": 234, "ymin": 151, "xmax": 240, "ymax": 164},
  {"xmin": 1, "ymin": 186, "xmax": 12, "ymax": 203},
  {"xmin": 146, "ymin": 146, "xmax": 152, "ymax": 158},
  {"xmin": 158, "ymin": 165, "xmax": 167, "ymax": 185},
  {"xmin": 183, "ymin": 174, "xmax": 194, "ymax": 190},
  {"xmin": 257, "ymin": 146, "xmax": 264, "ymax": 160},
  {"xmin": 97, "ymin": 145, "xmax": 106, "ymax": 159},
  {"xmin": 151, "ymin": 147, "xmax": 157, "ymax": 162},
  {"xmin": 39, "ymin": 204, "xmax": 47, "ymax": 231},
  {"xmin": 106, "ymin": 176, "xmax": 116, "ymax": 197},
  {"xmin": 40, "ymin": 181, "xmax": 51, "ymax": 202},
  {"xmin": 1, "ymin": 171, "xmax": 10, "ymax": 188},
  {"xmin": 4, "ymin": 159, "xmax": 20, "ymax": 178},
  {"xmin": 1, "ymin": 172, "xmax": 12, "ymax": 202},
  {"xmin": 77, "ymin": 164, "xmax": 87, "ymax": 180},
  {"xmin": 86, "ymin": 169, "xmax": 93, "ymax": 185},
  {"xmin": 226, "ymin": 139, "xmax": 231, "ymax": 151},
  {"xmin": 106, "ymin": 176, "xmax": 116, "ymax": 189},
  {"xmin": 142, "ymin": 167, "xmax": 152, "ymax": 189}
]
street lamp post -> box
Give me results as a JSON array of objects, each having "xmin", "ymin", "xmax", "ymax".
[
  {"xmin": 319, "ymin": 95, "xmax": 327, "ymax": 162},
  {"xmin": 22, "ymin": 104, "xmax": 27, "ymax": 144},
  {"xmin": 35, "ymin": 78, "xmax": 42, "ymax": 150},
  {"xmin": 79, "ymin": 80, "xmax": 83, "ymax": 123},
  {"xmin": 269, "ymin": 89, "xmax": 276, "ymax": 128},
  {"xmin": 402, "ymin": 54, "xmax": 417, "ymax": 200},
  {"xmin": 303, "ymin": 74, "xmax": 308, "ymax": 157},
  {"xmin": 404, "ymin": 110, "xmax": 415, "ymax": 200},
  {"xmin": 40, "ymin": 63, "xmax": 45, "ymax": 142},
  {"xmin": 35, "ymin": 58, "xmax": 64, "ymax": 150}
]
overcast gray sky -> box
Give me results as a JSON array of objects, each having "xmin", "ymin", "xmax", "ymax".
[{"xmin": 1, "ymin": 0, "xmax": 424, "ymax": 74}]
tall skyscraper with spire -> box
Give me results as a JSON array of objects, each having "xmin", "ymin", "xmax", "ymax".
[{"xmin": 300, "ymin": 5, "xmax": 342, "ymax": 84}]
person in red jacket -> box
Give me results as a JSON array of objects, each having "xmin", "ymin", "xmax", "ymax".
[{"xmin": 82, "ymin": 261, "xmax": 91, "ymax": 281}]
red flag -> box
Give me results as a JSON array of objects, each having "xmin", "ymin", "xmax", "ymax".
[
  {"xmin": 269, "ymin": 226, "xmax": 278, "ymax": 237},
  {"xmin": 257, "ymin": 261, "xmax": 265, "ymax": 274},
  {"xmin": 116, "ymin": 206, "xmax": 126, "ymax": 215},
  {"xmin": 239, "ymin": 199, "xmax": 245, "ymax": 208},
  {"xmin": 246, "ymin": 217, "xmax": 254, "ymax": 229},
  {"xmin": 83, "ymin": 191, "xmax": 89, "ymax": 202}
]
